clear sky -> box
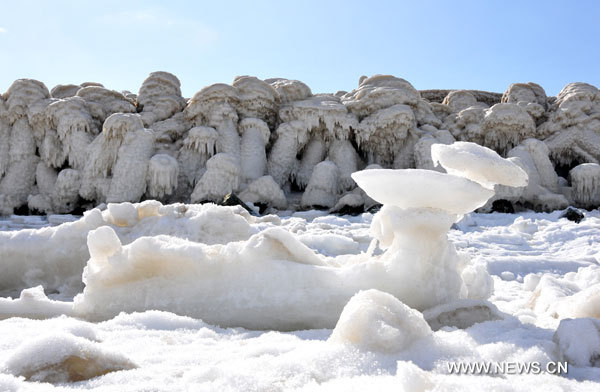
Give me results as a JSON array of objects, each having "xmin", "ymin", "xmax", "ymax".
[{"xmin": 1, "ymin": 0, "xmax": 599, "ymax": 98}]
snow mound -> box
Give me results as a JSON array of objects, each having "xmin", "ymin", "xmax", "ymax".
[
  {"xmin": 329, "ymin": 289, "xmax": 432, "ymax": 353},
  {"xmin": 3, "ymin": 333, "xmax": 136, "ymax": 383}
]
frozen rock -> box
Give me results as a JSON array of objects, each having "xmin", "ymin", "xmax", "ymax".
[
  {"xmin": 442, "ymin": 90, "xmax": 486, "ymax": 112},
  {"xmin": 51, "ymin": 84, "xmax": 81, "ymax": 99},
  {"xmin": 137, "ymin": 71, "xmax": 186, "ymax": 126},
  {"xmin": 329, "ymin": 289, "xmax": 432, "ymax": 353},
  {"xmin": 265, "ymin": 78, "xmax": 312, "ymax": 103},
  {"xmin": 423, "ymin": 299, "xmax": 502, "ymax": 331},
  {"xmin": 554, "ymin": 318, "xmax": 600, "ymax": 367},
  {"xmin": 539, "ymin": 83, "xmax": 600, "ymax": 165},
  {"xmin": 76, "ymin": 86, "xmax": 136, "ymax": 130},
  {"xmin": 0, "ymin": 285, "xmax": 73, "ymax": 320},
  {"xmin": 267, "ymin": 121, "xmax": 308, "ymax": 186},
  {"xmin": 233, "ymin": 76, "xmax": 280, "ymax": 127}
]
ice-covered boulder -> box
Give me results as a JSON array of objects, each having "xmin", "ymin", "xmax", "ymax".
[
  {"xmin": 442, "ymin": 90, "xmax": 486, "ymax": 112},
  {"xmin": 423, "ymin": 299, "xmax": 502, "ymax": 331},
  {"xmin": 239, "ymin": 175, "xmax": 287, "ymax": 210},
  {"xmin": 267, "ymin": 120, "xmax": 308, "ymax": 186},
  {"xmin": 233, "ymin": 76, "xmax": 280, "ymax": 127},
  {"xmin": 239, "ymin": 118, "xmax": 270, "ymax": 183},
  {"xmin": 554, "ymin": 318, "xmax": 600, "ymax": 367},
  {"xmin": 329, "ymin": 290, "xmax": 432, "ymax": 353},
  {"xmin": 4, "ymin": 333, "xmax": 136, "ymax": 383},
  {"xmin": 266, "ymin": 78, "xmax": 312, "ymax": 103},
  {"xmin": 76, "ymin": 86, "xmax": 136, "ymax": 130},
  {"xmin": 539, "ymin": 83, "xmax": 600, "ymax": 165},
  {"xmin": 137, "ymin": 71, "xmax": 186, "ymax": 126}
]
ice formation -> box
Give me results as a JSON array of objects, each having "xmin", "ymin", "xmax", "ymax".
[
  {"xmin": 569, "ymin": 163, "xmax": 600, "ymax": 208},
  {"xmin": 190, "ymin": 153, "xmax": 240, "ymax": 203},
  {"xmin": 2, "ymin": 73, "xmax": 600, "ymax": 214},
  {"xmin": 554, "ymin": 318, "xmax": 600, "ymax": 367},
  {"xmin": 328, "ymin": 289, "xmax": 432, "ymax": 353},
  {"xmin": 146, "ymin": 154, "xmax": 178, "ymax": 199}
]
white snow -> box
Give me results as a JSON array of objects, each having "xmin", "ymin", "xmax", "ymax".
[{"xmin": 0, "ymin": 207, "xmax": 600, "ymax": 389}]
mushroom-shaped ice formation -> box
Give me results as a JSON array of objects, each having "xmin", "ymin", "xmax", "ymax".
[
  {"xmin": 190, "ymin": 153, "xmax": 241, "ymax": 203},
  {"xmin": 239, "ymin": 118, "xmax": 271, "ymax": 183},
  {"xmin": 45, "ymin": 96, "xmax": 95, "ymax": 170},
  {"xmin": 239, "ymin": 175, "xmax": 288, "ymax": 210},
  {"xmin": 265, "ymin": 78, "xmax": 312, "ymax": 104},
  {"xmin": 137, "ymin": 71, "xmax": 186, "ymax": 126},
  {"xmin": 341, "ymin": 75, "xmax": 420, "ymax": 119},
  {"xmin": 294, "ymin": 134, "xmax": 328, "ymax": 189},
  {"xmin": 350, "ymin": 142, "xmax": 527, "ymax": 309},
  {"xmin": 232, "ymin": 76, "xmax": 280, "ymax": 127},
  {"xmin": 329, "ymin": 289, "xmax": 432, "ymax": 353},
  {"xmin": 147, "ymin": 154, "xmax": 179, "ymax": 199},
  {"xmin": 539, "ymin": 82, "xmax": 600, "ymax": 165},
  {"xmin": 185, "ymin": 84, "xmax": 241, "ymax": 159},
  {"xmin": 4, "ymin": 79, "xmax": 50, "ymax": 124},
  {"xmin": 178, "ymin": 126, "xmax": 219, "ymax": 188},
  {"xmin": 301, "ymin": 160, "xmax": 340, "ymax": 209},
  {"xmin": 569, "ymin": 163, "xmax": 600, "ymax": 208},
  {"xmin": 327, "ymin": 139, "xmax": 362, "ymax": 190},
  {"xmin": 356, "ymin": 104, "xmax": 417, "ymax": 167}
]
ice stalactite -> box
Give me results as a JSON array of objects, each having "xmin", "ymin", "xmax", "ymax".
[
  {"xmin": 233, "ymin": 76, "xmax": 280, "ymax": 129},
  {"xmin": 569, "ymin": 163, "xmax": 600, "ymax": 208},
  {"xmin": 46, "ymin": 97, "xmax": 95, "ymax": 170},
  {"xmin": 137, "ymin": 71, "xmax": 186, "ymax": 127},
  {"xmin": 356, "ymin": 104, "xmax": 416, "ymax": 167},
  {"xmin": 146, "ymin": 154, "xmax": 179, "ymax": 199},
  {"xmin": 239, "ymin": 118, "xmax": 271, "ymax": 184},
  {"xmin": 506, "ymin": 138, "xmax": 569, "ymax": 211},
  {"xmin": 267, "ymin": 121, "xmax": 308, "ymax": 187},
  {"xmin": 178, "ymin": 126, "xmax": 218, "ymax": 189},
  {"xmin": 239, "ymin": 175, "xmax": 288, "ymax": 210},
  {"xmin": 539, "ymin": 83, "xmax": 600, "ymax": 165},
  {"xmin": 190, "ymin": 153, "xmax": 241, "ymax": 203},
  {"xmin": 80, "ymin": 113, "xmax": 154, "ymax": 204},
  {"xmin": 301, "ymin": 161, "xmax": 340, "ymax": 209}
]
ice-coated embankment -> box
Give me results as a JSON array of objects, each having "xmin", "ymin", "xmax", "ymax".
[{"xmin": 2, "ymin": 73, "xmax": 600, "ymax": 216}]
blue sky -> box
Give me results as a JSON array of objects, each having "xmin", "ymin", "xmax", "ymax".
[{"xmin": 1, "ymin": 0, "xmax": 599, "ymax": 97}]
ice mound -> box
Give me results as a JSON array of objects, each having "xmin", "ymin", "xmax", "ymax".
[
  {"xmin": 329, "ymin": 289, "xmax": 432, "ymax": 353},
  {"xmin": 3, "ymin": 333, "xmax": 136, "ymax": 383},
  {"xmin": 554, "ymin": 318, "xmax": 600, "ymax": 367},
  {"xmin": 0, "ymin": 286, "xmax": 73, "ymax": 320}
]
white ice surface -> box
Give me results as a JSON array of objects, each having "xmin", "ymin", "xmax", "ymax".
[{"xmin": 0, "ymin": 208, "xmax": 599, "ymax": 390}]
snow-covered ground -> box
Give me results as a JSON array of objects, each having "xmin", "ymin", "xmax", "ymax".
[{"xmin": 0, "ymin": 206, "xmax": 599, "ymax": 391}]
